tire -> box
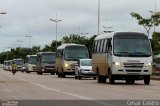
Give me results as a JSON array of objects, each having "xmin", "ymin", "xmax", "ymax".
[
  {"xmin": 38, "ymin": 72, "xmax": 42, "ymax": 75},
  {"xmin": 75, "ymin": 75, "xmax": 78, "ymax": 79},
  {"xmin": 93, "ymin": 77, "xmax": 96, "ymax": 80},
  {"xmin": 126, "ymin": 79, "xmax": 130, "ymax": 84},
  {"xmin": 102, "ymin": 76, "xmax": 106, "ymax": 83},
  {"xmin": 109, "ymin": 70, "xmax": 114, "ymax": 84},
  {"xmin": 51, "ymin": 72, "xmax": 54, "ymax": 75},
  {"xmin": 61, "ymin": 69, "xmax": 65, "ymax": 78},
  {"xmin": 130, "ymin": 79, "xmax": 135, "ymax": 84},
  {"xmin": 58, "ymin": 73, "xmax": 61, "ymax": 78},
  {"xmin": 78, "ymin": 72, "xmax": 81, "ymax": 80},
  {"xmin": 26, "ymin": 71, "xmax": 30, "ymax": 73},
  {"xmin": 57, "ymin": 69, "xmax": 60, "ymax": 78},
  {"xmin": 97, "ymin": 69, "xmax": 101, "ymax": 83},
  {"xmin": 144, "ymin": 75, "xmax": 150, "ymax": 85}
]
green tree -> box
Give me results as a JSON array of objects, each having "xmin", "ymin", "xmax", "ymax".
[
  {"xmin": 42, "ymin": 40, "xmax": 61, "ymax": 52},
  {"xmin": 62, "ymin": 34, "xmax": 89, "ymax": 44},
  {"xmin": 131, "ymin": 12, "xmax": 160, "ymax": 36},
  {"xmin": 62, "ymin": 34, "xmax": 96, "ymax": 58},
  {"xmin": 151, "ymin": 32, "xmax": 160, "ymax": 55},
  {"xmin": 85, "ymin": 35, "xmax": 97, "ymax": 58}
]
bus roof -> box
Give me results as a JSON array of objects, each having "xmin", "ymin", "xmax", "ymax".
[
  {"xmin": 13, "ymin": 59, "xmax": 23, "ymax": 61},
  {"xmin": 26, "ymin": 55, "xmax": 37, "ymax": 58},
  {"xmin": 57, "ymin": 43, "xmax": 86, "ymax": 50},
  {"xmin": 94, "ymin": 32, "xmax": 147, "ymax": 41},
  {"xmin": 37, "ymin": 52, "xmax": 55, "ymax": 55}
]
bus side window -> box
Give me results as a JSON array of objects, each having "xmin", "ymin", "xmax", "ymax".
[
  {"xmin": 93, "ymin": 41, "xmax": 98, "ymax": 53},
  {"xmin": 100, "ymin": 40, "xmax": 104, "ymax": 53},
  {"xmin": 56, "ymin": 50, "xmax": 61, "ymax": 58},
  {"xmin": 103, "ymin": 39, "xmax": 108, "ymax": 53},
  {"xmin": 38, "ymin": 55, "xmax": 41, "ymax": 63},
  {"xmin": 26, "ymin": 58, "xmax": 28, "ymax": 63},
  {"xmin": 61, "ymin": 50, "xmax": 64, "ymax": 58},
  {"xmin": 97, "ymin": 41, "xmax": 101, "ymax": 53},
  {"xmin": 107, "ymin": 39, "xmax": 112, "ymax": 52}
]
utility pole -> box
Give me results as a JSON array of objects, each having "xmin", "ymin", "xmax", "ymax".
[
  {"xmin": 98, "ymin": 0, "xmax": 100, "ymax": 35},
  {"xmin": 50, "ymin": 13, "xmax": 62, "ymax": 49}
]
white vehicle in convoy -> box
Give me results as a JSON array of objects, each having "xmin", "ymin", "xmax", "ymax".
[
  {"xmin": 3, "ymin": 60, "xmax": 9, "ymax": 70},
  {"xmin": 9, "ymin": 60, "xmax": 13, "ymax": 71},
  {"xmin": 13, "ymin": 59, "xmax": 24, "ymax": 71},
  {"xmin": 25, "ymin": 55, "xmax": 37, "ymax": 73},
  {"xmin": 92, "ymin": 32, "xmax": 153, "ymax": 85},
  {"xmin": 56, "ymin": 44, "xmax": 89, "ymax": 78},
  {"xmin": 75, "ymin": 59, "xmax": 96, "ymax": 80}
]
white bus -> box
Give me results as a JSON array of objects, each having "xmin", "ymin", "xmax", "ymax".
[
  {"xmin": 3, "ymin": 60, "xmax": 9, "ymax": 70},
  {"xmin": 56, "ymin": 44, "xmax": 89, "ymax": 78},
  {"xmin": 92, "ymin": 32, "xmax": 152, "ymax": 85},
  {"xmin": 25, "ymin": 55, "xmax": 37, "ymax": 73}
]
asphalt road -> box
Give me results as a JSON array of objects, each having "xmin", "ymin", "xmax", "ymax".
[{"xmin": 0, "ymin": 68, "xmax": 160, "ymax": 106}]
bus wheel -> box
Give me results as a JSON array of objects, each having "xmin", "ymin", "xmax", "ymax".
[
  {"xmin": 102, "ymin": 76, "xmax": 106, "ymax": 83},
  {"xmin": 97, "ymin": 70, "xmax": 102, "ymax": 83},
  {"xmin": 109, "ymin": 70, "xmax": 114, "ymax": 84},
  {"xmin": 144, "ymin": 75, "xmax": 150, "ymax": 85},
  {"xmin": 51, "ymin": 72, "xmax": 54, "ymax": 75},
  {"xmin": 130, "ymin": 79, "xmax": 135, "ymax": 84},
  {"xmin": 61, "ymin": 69, "xmax": 65, "ymax": 78},
  {"xmin": 75, "ymin": 75, "xmax": 78, "ymax": 79},
  {"xmin": 126, "ymin": 79, "xmax": 130, "ymax": 84},
  {"xmin": 58, "ymin": 72, "xmax": 61, "ymax": 77}
]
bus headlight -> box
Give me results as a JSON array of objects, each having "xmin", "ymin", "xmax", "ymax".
[
  {"xmin": 65, "ymin": 63, "xmax": 69, "ymax": 67},
  {"xmin": 113, "ymin": 62, "xmax": 121, "ymax": 66},
  {"xmin": 144, "ymin": 63, "xmax": 152, "ymax": 67}
]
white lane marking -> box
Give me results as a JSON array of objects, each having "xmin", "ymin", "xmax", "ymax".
[{"xmin": 18, "ymin": 78, "xmax": 92, "ymax": 100}]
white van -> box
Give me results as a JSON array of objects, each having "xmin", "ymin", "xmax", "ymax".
[{"xmin": 75, "ymin": 59, "xmax": 96, "ymax": 79}]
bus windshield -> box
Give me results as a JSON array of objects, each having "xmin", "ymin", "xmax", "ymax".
[
  {"xmin": 28, "ymin": 57, "xmax": 37, "ymax": 64},
  {"xmin": 6, "ymin": 62, "xmax": 9, "ymax": 66},
  {"xmin": 64, "ymin": 46, "xmax": 88, "ymax": 61},
  {"xmin": 42, "ymin": 53, "xmax": 55, "ymax": 63},
  {"xmin": 15, "ymin": 60, "xmax": 24, "ymax": 65},
  {"xmin": 113, "ymin": 35, "xmax": 152, "ymax": 57}
]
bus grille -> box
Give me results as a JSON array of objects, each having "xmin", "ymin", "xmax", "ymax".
[{"xmin": 123, "ymin": 63, "xmax": 144, "ymax": 72}]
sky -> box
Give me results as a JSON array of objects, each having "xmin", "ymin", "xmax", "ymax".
[{"xmin": 0, "ymin": 0, "xmax": 160, "ymax": 52}]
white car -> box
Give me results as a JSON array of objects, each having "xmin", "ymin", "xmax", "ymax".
[{"xmin": 75, "ymin": 59, "xmax": 96, "ymax": 80}]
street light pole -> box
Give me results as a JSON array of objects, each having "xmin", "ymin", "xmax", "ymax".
[
  {"xmin": 154, "ymin": 2, "xmax": 156, "ymax": 32},
  {"xmin": 98, "ymin": 0, "xmax": 100, "ymax": 35},
  {"xmin": 50, "ymin": 14, "xmax": 62, "ymax": 49}
]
